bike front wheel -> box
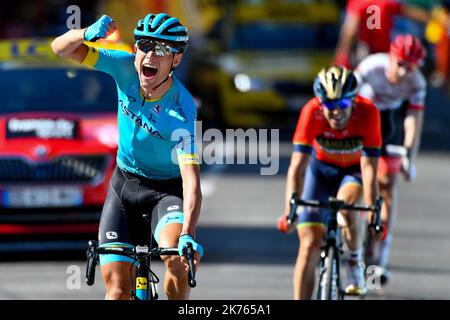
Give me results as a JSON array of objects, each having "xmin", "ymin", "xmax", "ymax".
[{"xmin": 317, "ymin": 246, "xmax": 342, "ymax": 300}]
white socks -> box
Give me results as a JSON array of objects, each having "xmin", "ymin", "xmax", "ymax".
[
  {"xmin": 348, "ymin": 249, "xmax": 363, "ymax": 263},
  {"xmin": 378, "ymin": 233, "xmax": 393, "ymax": 268}
]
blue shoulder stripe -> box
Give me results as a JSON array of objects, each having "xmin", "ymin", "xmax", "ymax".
[
  {"xmin": 293, "ymin": 144, "xmax": 313, "ymax": 154},
  {"xmin": 362, "ymin": 147, "xmax": 381, "ymax": 157}
]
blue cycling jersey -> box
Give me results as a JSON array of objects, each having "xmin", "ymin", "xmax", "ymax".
[{"xmin": 82, "ymin": 45, "xmax": 198, "ymax": 180}]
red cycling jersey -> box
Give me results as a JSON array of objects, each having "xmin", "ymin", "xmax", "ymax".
[
  {"xmin": 347, "ymin": 0, "xmax": 403, "ymax": 54},
  {"xmin": 293, "ymin": 96, "xmax": 382, "ymax": 167}
]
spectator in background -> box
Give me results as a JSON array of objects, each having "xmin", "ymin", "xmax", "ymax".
[
  {"xmin": 393, "ymin": 0, "xmax": 440, "ymax": 39},
  {"xmin": 426, "ymin": 1, "xmax": 450, "ymax": 87},
  {"xmin": 334, "ymin": 0, "xmax": 431, "ymax": 68}
]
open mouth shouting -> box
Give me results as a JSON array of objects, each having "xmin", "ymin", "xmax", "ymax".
[{"xmin": 141, "ymin": 63, "xmax": 158, "ymax": 81}]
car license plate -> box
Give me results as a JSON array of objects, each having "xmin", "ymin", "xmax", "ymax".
[{"xmin": 3, "ymin": 187, "xmax": 83, "ymax": 208}]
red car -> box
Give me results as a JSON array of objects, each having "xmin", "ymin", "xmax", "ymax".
[{"xmin": 0, "ymin": 38, "xmax": 129, "ymax": 251}]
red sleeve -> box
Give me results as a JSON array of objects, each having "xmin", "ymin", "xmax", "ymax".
[
  {"xmin": 407, "ymin": 103, "xmax": 425, "ymax": 111},
  {"xmin": 361, "ymin": 101, "xmax": 382, "ymax": 157},
  {"xmin": 346, "ymin": 0, "xmax": 362, "ymax": 17},
  {"xmin": 292, "ymin": 99, "xmax": 320, "ymax": 153},
  {"xmin": 390, "ymin": 0, "xmax": 403, "ymax": 15}
]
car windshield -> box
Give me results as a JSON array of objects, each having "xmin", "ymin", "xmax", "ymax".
[
  {"xmin": 0, "ymin": 68, "xmax": 117, "ymax": 114},
  {"xmin": 229, "ymin": 22, "xmax": 338, "ymax": 51}
]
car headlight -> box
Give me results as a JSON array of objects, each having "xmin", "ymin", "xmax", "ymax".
[{"xmin": 233, "ymin": 73, "xmax": 266, "ymax": 92}]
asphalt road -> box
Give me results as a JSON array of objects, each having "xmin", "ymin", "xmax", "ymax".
[{"xmin": 0, "ymin": 147, "xmax": 449, "ymax": 300}]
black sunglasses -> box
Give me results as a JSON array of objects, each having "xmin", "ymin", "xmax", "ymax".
[{"xmin": 136, "ymin": 39, "xmax": 179, "ymax": 56}]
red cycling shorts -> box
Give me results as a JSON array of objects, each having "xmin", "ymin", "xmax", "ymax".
[{"xmin": 378, "ymin": 156, "xmax": 402, "ymax": 176}]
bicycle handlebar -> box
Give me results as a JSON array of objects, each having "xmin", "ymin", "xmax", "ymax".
[
  {"xmin": 184, "ymin": 242, "xmax": 197, "ymax": 288},
  {"xmin": 369, "ymin": 196, "xmax": 383, "ymax": 234},
  {"xmin": 289, "ymin": 194, "xmax": 383, "ymax": 234},
  {"xmin": 94, "ymin": 246, "xmax": 179, "ymax": 257},
  {"xmin": 85, "ymin": 241, "xmax": 197, "ymax": 288},
  {"xmin": 85, "ymin": 240, "xmax": 97, "ymax": 286},
  {"xmin": 291, "ymin": 197, "xmax": 380, "ymax": 212},
  {"xmin": 287, "ymin": 192, "xmax": 299, "ymax": 225}
]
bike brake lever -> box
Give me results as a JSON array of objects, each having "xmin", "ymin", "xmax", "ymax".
[
  {"xmin": 368, "ymin": 223, "xmax": 383, "ymax": 235},
  {"xmin": 367, "ymin": 196, "xmax": 383, "ymax": 235},
  {"xmin": 288, "ymin": 192, "xmax": 298, "ymax": 225},
  {"xmin": 184, "ymin": 243, "xmax": 197, "ymax": 288}
]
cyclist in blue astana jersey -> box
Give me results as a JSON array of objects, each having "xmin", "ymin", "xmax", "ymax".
[{"xmin": 52, "ymin": 13, "xmax": 203, "ymax": 300}]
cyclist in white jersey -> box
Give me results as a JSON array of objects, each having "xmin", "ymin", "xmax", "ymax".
[{"xmin": 354, "ymin": 34, "xmax": 427, "ymax": 284}]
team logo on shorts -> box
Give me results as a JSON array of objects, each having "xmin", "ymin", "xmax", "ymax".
[
  {"xmin": 106, "ymin": 231, "xmax": 118, "ymax": 240},
  {"xmin": 167, "ymin": 205, "xmax": 179, "ymax": 211},
  {"xmin": 165, "ymin": 215, "xmax": 182, "ymax": 224}
]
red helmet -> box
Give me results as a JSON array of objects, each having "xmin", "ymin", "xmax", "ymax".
[{"xmin": 390, "ymin": 34, "xmax": 426, "ymax": 65}]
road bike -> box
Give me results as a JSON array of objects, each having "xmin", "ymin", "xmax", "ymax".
[{"xmin": 288, "ymin": 193, "xmax": 382, "ymax": 300}]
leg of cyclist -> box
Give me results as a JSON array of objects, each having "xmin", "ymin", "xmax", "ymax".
[
  {"xmin": 377, "ymin": 171, "xmax": 399, "ymax": 282},
  {"xmin": 98, "ymin": 167, "xmax": 137, "ymax": 300},
  {"xmin": 294, "ymin": 225, "xmax": 325, "ymax": 299},
  {"xmin": 336, "ymin": 176, "xmax": 367, "ymax": 295},
  {"xmin": 374, "ymin": 156, "xmax": 401, "ymax": 283},
  {"xmin": 293, "ymin": 161, "xmax": 329, "ymax": 300},
  {"xmin": 159, "ymin": 224, "xmax": 190, "ymax": 299},
  {"xmin": 152, "ymin": 195, "xmax": 194, "ymax": 300},
  {"xmin": 101, "ymin": 262, "xmax": 135, "ymax": 300},
  {"xmin": 337, "ymin": 182, "xmax": 363, "ymax": 253}
]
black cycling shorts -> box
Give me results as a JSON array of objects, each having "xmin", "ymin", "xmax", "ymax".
[
  {"xmin": 98, "ymin": 166, "xmax": 183, "ymax": 265},
  {"xmin": 380, "ymin": 106, "xmax": 406, "ymax": 154},
  {"xmin": 298, "ymin": 157, "xmax": 362, "ymax": 228}
]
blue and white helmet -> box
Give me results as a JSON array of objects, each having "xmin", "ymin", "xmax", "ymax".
[
  {"xmin": 134, "ymin": 13, "xmax": 189, "ymax": 53},
  {"xmin": 313, "ymin": 66, "xmax": 358, "ymax": 101}
]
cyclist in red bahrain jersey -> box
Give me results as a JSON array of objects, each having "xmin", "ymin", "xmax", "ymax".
[{"xmin": 278, "ymin": 66, "xmax": 382, "ymax": 299}]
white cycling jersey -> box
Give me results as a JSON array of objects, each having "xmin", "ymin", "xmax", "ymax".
[{"xmin": 354, "ymin": 53, "xmax": 426, "ymax": 112}]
